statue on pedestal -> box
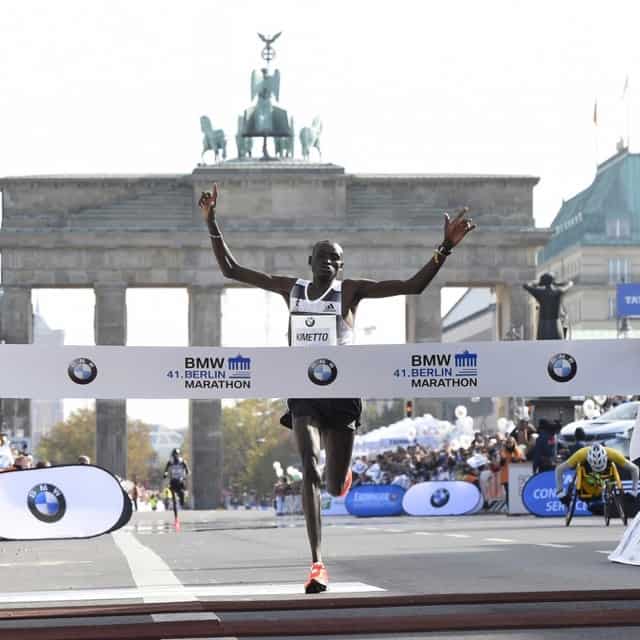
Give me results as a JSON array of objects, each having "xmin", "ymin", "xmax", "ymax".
[
  {"xmin": 239, "ymin": 32, "xmax": 294, "ymax": 160},
  {"xmin": 200, "ymin": 116, "xmax": 227, "ymax": 163},
  {"xmin": 523, "ymin": 273, "xmax": 573, "ymax": 340},
  {"xmin": 235, "ymin": 116, "xmax": 253, "ymax": 159},
  {"xmin": 300, "ymin": 117, "xmax": 322, "ymax": 160}
]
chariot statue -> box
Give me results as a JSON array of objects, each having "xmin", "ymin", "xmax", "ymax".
[
  {"xmin": 239, "ymin": 32, "xmax": 294, "ymax": 159},
  {"xmin": 235, "ymin": 116, "xmax": 253, "ymax": 159}
]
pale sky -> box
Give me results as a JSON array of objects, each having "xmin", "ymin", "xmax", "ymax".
[{"xmin": 8, "ymin": 0, "xmax": 640, "ymax": 427}]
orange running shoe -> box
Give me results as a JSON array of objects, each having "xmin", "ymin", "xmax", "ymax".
[
  {"xmin": 304, "ymin": 561, "xmax": 329, "ymax": 594},
  {"xmin": 339, "ymin": 468, "xmax": 352, "ymax": 497}
]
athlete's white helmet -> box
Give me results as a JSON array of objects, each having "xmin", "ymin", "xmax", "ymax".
[{"xmin": 587, "ymin": 443, "xmax": 608, "ymax": 472}]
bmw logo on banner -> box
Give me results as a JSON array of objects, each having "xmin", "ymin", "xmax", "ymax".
[
  {"xmin": 68, "ymin": 357, "xmax": 98, "ymax": 385},
  {"xmin": 308, "ymin": 358, "xmax": 338, "ymax": 386},
  {"xmin": 430, "ymin": 487, "xmax": 450, "ymax": 508},
  {"xmin": 547, "ymin": 353, "xmax": 577, "ymax": 383},
  {"xmin": 27, "ymin": 483, "xmax": 67, "ymax": 523}
]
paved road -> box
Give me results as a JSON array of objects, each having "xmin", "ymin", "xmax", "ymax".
[{"xmin": 1, "ymin": 510, "xmax": 638, "ymax": 638}]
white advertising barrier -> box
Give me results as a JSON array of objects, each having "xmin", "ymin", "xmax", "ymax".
[
  {"xmin": 610, "ymin": 512, "xmax": 640, "ymax": 565},
  {"xmin": 0, "ymin": 339, "xmax": 638, "ymax": 399},
  {"xmin": 402, "ymin": 481, "xmax": 483, "ymax": 516},
  {"xmin": 0, "ymin": 465, "xmax": 131, "ymax": 540},
  {"xmin": 508, "ymin": 462, "xmax": 533, "ymax": 515}
]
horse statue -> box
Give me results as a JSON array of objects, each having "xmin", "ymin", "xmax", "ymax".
[
  {"xmin": 200, "ymin": 115, "xmax": 227, "ymax": 163},
  {"xmin": 235, "ymin": 116, "xmax": 253, "ymax": 159},
  {"xmin": 275, "ymin": 118, "xmax": 294, "ymax": 159},
  {"xmin": 300, "ymin": 116, "xmax": 322, "ymax": 160}
]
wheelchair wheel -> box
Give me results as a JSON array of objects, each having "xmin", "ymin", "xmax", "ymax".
[
  {"xmin": 565, "ymin": 481, "xmax": 578, "ymax": 527},
  {"xmin": 612, "ymin": 490, "xmax": 628, "ymax": 526},
  {"xmin": 604, "ymin": 491, "xmax": 611, "ymax": 526}
]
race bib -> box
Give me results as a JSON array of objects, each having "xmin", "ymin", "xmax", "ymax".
[{"xmin": 290, "ymin": 315, "xmax": 337, "ymax": 347}]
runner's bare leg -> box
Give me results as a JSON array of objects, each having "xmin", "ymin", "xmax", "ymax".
[
  {"xmin": 293, "ymin": 416, "xmax": 323, "ymax": 563},
  {"xmin": 324, "ymin": 428, "xmax": 355, "ymax": 496}
]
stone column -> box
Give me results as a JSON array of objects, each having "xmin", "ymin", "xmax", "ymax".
[
  {"xmin": 495, "ymin": 284, "xmax": 532, "ymax": 340},
  {"xmin": 94, "ymin": 285, "xmax": 127, "ymax": 477},
  {"xmin": 405, "ymin": 287, "xmax": 442, "ymax": 418},
  {"xmin": 0, "ymin": 287, "xmax": 33, "ymax": 441},
  {"xmin": 495, "ymin": 283, "xmax": 533, "ymax": 420},
  {"xmin": 188, "ymin": 286, "xmax": 223, "ymax": 509}
]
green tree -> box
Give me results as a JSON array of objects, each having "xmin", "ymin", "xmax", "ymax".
[
  {"xmin": 36, "ymin": 408, "xmax": 158, "ymax": 484},
  {"xmin": 221, "ymin": 399, "xmax": 298, "ymax": 497}
]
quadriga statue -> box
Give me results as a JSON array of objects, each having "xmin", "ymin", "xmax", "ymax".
[
  {"xmin": 200, "ymin": 116, "xmax": 227, "ymax": 163},
  {"xmin": 300, "ymin": 117, "xmax": 322, "ymax": 160}
]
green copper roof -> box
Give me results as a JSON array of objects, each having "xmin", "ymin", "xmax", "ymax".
[{"xmin": 540, "ymin": 149, "xmax": 640, "ymax": 262}]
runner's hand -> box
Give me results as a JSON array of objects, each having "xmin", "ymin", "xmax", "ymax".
[
  {"xmin": 198, "ymin": 183, "xmax": 218, "ymax": 227},
  {"xmin": 556, "ymin": 489, "xmax": 567, "ymax": 500},
  {"xmin": 443, "ymin": 207, "xmax": 475, "ymax": 248}
]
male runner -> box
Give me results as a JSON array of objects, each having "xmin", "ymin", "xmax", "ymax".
[
  {"xmin": 163, "ymin": 448, "xmax": 190, "ymax": 520},
  {"xmin": 199, "ymin": 183, "xmax": 475, "ymax": 593}
]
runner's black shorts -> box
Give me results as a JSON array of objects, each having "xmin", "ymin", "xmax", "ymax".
[
  {"xmin": 170, "ymin": 479, "xmax": 186, "ymax": 492},
  {"xmin": 280, "ymin": 398, "xmax": 362, "ymax": 432}
]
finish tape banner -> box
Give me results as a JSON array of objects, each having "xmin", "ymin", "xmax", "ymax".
[
  {"xmin": 0, "ymin": 465, "xmax": 131, "ymax": 540},
  {"xmin": 0, "ymin": 338, "xmax": 638, "ymax": 399}
]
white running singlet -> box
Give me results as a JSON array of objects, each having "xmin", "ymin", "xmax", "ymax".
[{"xmin": 289, "ymin": 279, "xmax": 354, "ymax": 347}]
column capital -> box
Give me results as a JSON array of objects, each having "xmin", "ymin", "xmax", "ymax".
[{"xmin": 93, "ymin": 282, "xmax": 128, "ymax": 292}]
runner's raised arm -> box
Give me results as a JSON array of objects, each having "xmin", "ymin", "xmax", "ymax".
[
  {"xmin": 344, "ymin": 207, "xmax": 476, "ymax": 304},
  {"xmin": 198, "ymin": 183, "xmax": 294, "ymax": 296}
]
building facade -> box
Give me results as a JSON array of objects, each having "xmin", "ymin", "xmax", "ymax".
[{"xmin": 538, "ymin": 147, "xmax": 640, "ymax": 339}]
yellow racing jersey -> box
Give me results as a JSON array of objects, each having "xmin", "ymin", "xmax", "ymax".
[{"xmin": 565, "ymin": 446, "xmax": 628, "ymax": 474}]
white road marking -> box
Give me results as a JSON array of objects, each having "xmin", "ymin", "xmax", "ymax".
[
  {"xmin": 0, "ymin": 582, "xmax": 384, "ymax": 604},
  {"xmin": 0, "ymin": 561, "xmax": 92, "ymax": 568},
  {"xmin": 536, "ymin": 543, "xmax": 573, "ymax": 549},
  {"xmin": 112, "ymin": 530, "xmax": 195, "ymax": 604},
  {"xmin": 596, "ymin": 550, "xmax": 614, "ymax": 554},
  {"xmin": 446, "ymin": 534, "xmax": 471, "ymax": 539},
  {"xmin": 414, "ymin": 532, "xmax": 434, "ymax": 536},
  {"xmin": 484, "ymin": 538, "xmax": 515, "ymax": 543},
  {"xmin": 383, "ymin": 529, "xmax": 404, "ymax": 533}
]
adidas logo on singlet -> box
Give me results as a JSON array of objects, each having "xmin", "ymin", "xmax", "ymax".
[{"xmin": 324, "ymin": 303, "xmax": 336, "ymax": 311}]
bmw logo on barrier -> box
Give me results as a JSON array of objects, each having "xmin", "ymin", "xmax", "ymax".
[
  {"xmin": 430, "ymin": 487, "xmax": 450, "ymax": 508},
  {"xmin": 68, "ymin": 357, "xmax": 98, "ymax": 385},
  {"xmin": 27, "ymin": 483, "xmax": 67, "ymax": 523},
  {"xmin": 308, "ymin": 358, "xmax": 338, "ymax": 386},
  {"xmin": 305, "ymin": 317, "xmax": 315, "ymax": 327},
  {"xmin": 547, "ymin": 353, "xmax": 577, "ymax": 383}
]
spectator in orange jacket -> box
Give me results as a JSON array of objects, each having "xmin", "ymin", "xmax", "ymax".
[{"xmin": 500, "ymin": 436, "xmax": 525, "ymax": 506}]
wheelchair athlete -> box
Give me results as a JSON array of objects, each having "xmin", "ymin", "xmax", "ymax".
[{"xmin": 555, "ymin": 443, "xmax": 639, "ymax": 504}]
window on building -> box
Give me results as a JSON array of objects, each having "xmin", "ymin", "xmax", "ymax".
[
  {"xmin": 608, "ymin": 258, "xmax": 631, "ymax": 284},
  {"xmin": 606, "ymin": 217, "xmax": 631, "ymax": 238}
]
